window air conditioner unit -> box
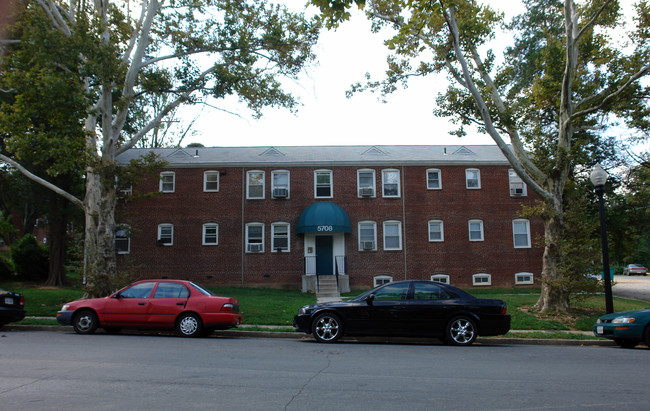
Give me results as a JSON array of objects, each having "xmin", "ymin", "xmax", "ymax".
[
  {"xmin": 359, "ymin": 188, "xmax": 373, "ymax": 197},
  {"xmin": 273, "ymin": 188, "xmax": 288, "ymax": 198},
  {"xmin": 510, "ymin": 187, "xmax": 524, "ymax": 196},
  {"xmin": 361, "ymin": 241, "xmax": 374, "ymax": 250},
  {"xmin": 249, "ymin": 243, "xmax": 262, "ymax": 252}
]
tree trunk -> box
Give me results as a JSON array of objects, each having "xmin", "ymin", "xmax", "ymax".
[
  {"xmin": 83, "ymin": 169, "xmax": 118, "ymax": 297},
  {"xmin": 534, "ymin": 195, "xmax": 570, "ymax": 312},
  {"xmin": 45, "ymin": 194, "xmax": 68, "ymax": 286}
]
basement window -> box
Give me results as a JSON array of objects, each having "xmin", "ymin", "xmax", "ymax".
[
  {"xmin": 472, "ymin": 273, "xmax": 491, "ymax": 286},
  {"xmin": 515, "ymin": 272, "xmax": 534, "ymax": 285},
  {"xmin": 373, "ymin": 275, "xmax": 393, "ymax": 287}
]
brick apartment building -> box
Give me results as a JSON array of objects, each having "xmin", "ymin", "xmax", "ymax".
[{"xmin": 115, "ymin": 145, "xmax": 544, "ymax": 291}]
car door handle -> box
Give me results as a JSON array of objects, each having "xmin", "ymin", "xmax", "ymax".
[
  {"xmin": 138, "ymin": 302, "xmax": 146, "ymax": 306},
  {"xmin": 176, "ymin": 302, "xmax": 184, "ymax": 306}
]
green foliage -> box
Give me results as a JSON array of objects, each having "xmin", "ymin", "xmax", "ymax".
[
  {"xmin": 0, "ymin": 256, "xmax": 14, "ymax": 281},
  {"xmin": 10, "ymin": 235, "xmax": 49, "ymax": 282},
  {"xmin": 0, "ymin": 212, "xmax": 18, "ymax": 246},
  {"xmin": 618, "ymin": 160, "xmax": 650, "ymax": 267},
  {"xmin": 0, "ymin": 3, "xmax": 89, "ymax": 178}
]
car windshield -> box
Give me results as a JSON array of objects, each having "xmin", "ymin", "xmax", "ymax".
[{"xmin": 190, "ymin": 282, "xmax": 216, "ymax": 296}]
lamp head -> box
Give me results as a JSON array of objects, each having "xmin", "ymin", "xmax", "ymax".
[{"xmin": 590, "ymin": 164, "xmax": 608, "ymax": 187}]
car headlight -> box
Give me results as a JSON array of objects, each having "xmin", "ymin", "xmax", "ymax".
[
  {"xmin": 596, "ymin": 318, "xmax": 602, "ymax": 324},
  {"xmin": 612, "ymin": 317, "xmax": 635, "ymax": 324},
  {"xmin": 299, "ymin": 305, "xmax": 311, "ymax": 315},
  {"xmin": 61, "ymin": 304, "xmax": 71, "ymax": 311}
]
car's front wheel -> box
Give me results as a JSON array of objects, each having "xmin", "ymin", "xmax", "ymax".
[
  {"xmin": 177, "ymin": 313, "xmax": 203, "ymax": 337},
  {"xmin": 614, "ymin": 339, "xmax": 638, "ymax": 349},
  {"xmin": 445, "ymin": 316, "xmax": 477, "ymax": 346},
  {"xmin": 73, "ymin": 310, "xmax": 99, "ymax": 335},
  {"xmin": 312, "ymin": 312, "xmax": 342, "ymax": 343}
]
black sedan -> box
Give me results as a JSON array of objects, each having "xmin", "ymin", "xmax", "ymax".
[
  {"xmin": 294, "ymin": 280, "xmax": 510, "ymax": 346},
  {"xmin": 0, "ymin": 288, "xmax": 26, "ymax": 329}
]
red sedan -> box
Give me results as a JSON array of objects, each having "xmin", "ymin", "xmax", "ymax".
[{"xmin": 57, "ymin": 280, "xmax": 242, "ymax": 337}]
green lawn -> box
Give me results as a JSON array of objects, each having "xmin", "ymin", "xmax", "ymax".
[{"xmin": 3, "ymin": 281, "xmax": 648, "ymax": 332}]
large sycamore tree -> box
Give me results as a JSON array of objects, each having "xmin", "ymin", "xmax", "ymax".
[
  {"xmin": 312, "ymin": 0, "xmax": 650, "ymax": 312},
  {"xmin": 0, "ymin": 0, "xmax": 319, "ymax": 296}
]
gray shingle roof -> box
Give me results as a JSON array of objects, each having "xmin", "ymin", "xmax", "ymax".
[{"xmin": 116, "ymin": 145, "xmax": 512, "ymax": 167}]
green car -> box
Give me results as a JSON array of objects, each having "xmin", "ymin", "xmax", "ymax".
[{"xmin": 593, "ymin": 308, "xmax": 650, "ymax": 348}]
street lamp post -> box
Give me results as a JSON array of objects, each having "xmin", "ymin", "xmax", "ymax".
[{"xmin": 590, "ymin": 164, "xmax": 614, "ymax": 314}]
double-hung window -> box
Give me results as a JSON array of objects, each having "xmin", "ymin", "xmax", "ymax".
[
  {"xmin": 427, "ymin": 169, "xmax": 442, "ymax": 190},
  {"xmin": 247, "ymin": 171, "xmax": 265, "ymax": 199},
  {"xmin": 271, "ymin": 223, "xmax": 290, "ymax": 252},
  {"xmin": 158, "ymin": 223, "xmax": 174, "ymax": 245},
  {"xmin": 509, "ymin": 169, "xmax": 527, "ymax": 196},
  {"xmin": 428, "ymin": 220, "xmax": 444, "ymax": 242},
  {"xmin": 204, "ymin": 171, "xmax": 219, "ymax": 192},
  {"xmin": 115, "ymin": 225, "xmax": 130, "ymax": 254},
  {"xmin": 468, "ymin": 220, "xmax": 484, "ymax": 241},
  {"xmin": 202, "ymin": 223, "xmax": 218, "ymax": 245},
  {"xmin": 383, "ymin": 221, "xmax": 402, "ymax": 250},
  {"xmin": 357, "ymin": 169, "xmax": 376, "ymax": 197},
  {"xmin": 160, "ymin": 172, "xmax": 175, "ymax": 193},
  {"xmin": 246, "ymin": 223, "xmax": 264, "ymax": 252},
  {"xmin": 512, "ymin": 219, "xmax": 531, "ymax": 248},
  {"xmin": 271, "ymin": 171, "xmax": 290, "ymax": 198},
  {"xmin": 358, "ymin": 221, "xmax": 377, "ymax": 251},
  {"xmin": 382, "ymin": 169, "xmax": 400, "ymax": 197},
  {"xmin": 465, "ymin": 169, "xmax": 481, "ymax": 189},
  {"xmin": 315, "ymin": 170, "xmax": 333, "ymax": 198}
]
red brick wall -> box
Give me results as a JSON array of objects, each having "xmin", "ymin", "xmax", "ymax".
[{"xmin": 117, "ymin": 164, "xmax": 544, "ymax": 289}]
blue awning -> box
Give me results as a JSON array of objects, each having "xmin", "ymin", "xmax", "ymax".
[{"xmin": 296, "ymin": 202, "xmax": 351, "ymax": 234}]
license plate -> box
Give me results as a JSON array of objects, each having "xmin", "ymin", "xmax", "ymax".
[
  {"xmin": 4, "ymin": 297, "xmax": 13, "ymax": 305},
  {"xmin": 597, "ymin": 326, "xmax": 603, "ymax": 334}
]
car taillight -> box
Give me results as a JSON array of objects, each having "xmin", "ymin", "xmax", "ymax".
[
  {"xmin": 221, "ymin": 303, "xmax": 234, "ymax": 312},
  {"xmin": 501, "ymin": 305, "xmax": 507, "ymax": 314},
  {"xmin": 20, "ymin": 296, "xmax": 25, "ymax": 306}
]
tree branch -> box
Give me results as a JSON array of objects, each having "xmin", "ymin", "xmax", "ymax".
[
  {"xmin": 574, "ymin": 63, "xmax": 650, "ymax": 119},
  {"xmin": 576, "ymin": 0, "xmax": 615, "ymax": 41},
  {"xmin": 0, "ymin": 154, "xmax": 85, "ymax": 209},
  {"xmin": 440, "ymin": 4, "xmax": 552, "ymax": 202}
]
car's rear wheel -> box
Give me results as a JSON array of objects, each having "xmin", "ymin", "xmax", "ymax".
[
  {"xmin": 312, "ymin": 312, "xmax": 342, "ymax": 343},
  {"xmin": 445, "ymin": 316, "xmax": 477, "ymax": 346},
  {"xmin": 73, "ymin": 310, "xmax": 98, "ymax": 335},
  {"xmin": 644, "ymin": 326, "xmax": 650, "ymax": 348},
  {"xmin": 177, "ymin": 313, "xmax": 203, "ymax": 338},
  {"xmin": 614, "ymin": 339, "xmax": 638, "ymax": 349}
]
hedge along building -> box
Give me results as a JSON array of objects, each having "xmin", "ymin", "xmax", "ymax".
[{"xmin": 115, "ymin": 145, "xmax": 543, "ymax": 292}]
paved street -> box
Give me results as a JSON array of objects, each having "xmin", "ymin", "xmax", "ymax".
[
  {"xmin": 612, "ymin": 275, "xmax": 650, "ymax": 302},
  {"xmin": 1, "ymin": 330, "xmax": 648, "ymax": 410}
]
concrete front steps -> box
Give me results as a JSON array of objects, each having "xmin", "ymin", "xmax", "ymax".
[{"xmin": 315, "ymin": 276, "xmax": 341, "ymax": 303}]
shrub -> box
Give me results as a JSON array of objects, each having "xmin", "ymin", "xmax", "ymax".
[
  {"xmin": 11, "ymin": 235, "xmax": 49, "ymax": 282},
  {"xmin": 0, "ymin": 256, "xmax": 14, "ymax": 281}
]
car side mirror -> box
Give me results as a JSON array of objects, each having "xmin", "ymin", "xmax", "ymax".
[
  {"xmin": 365, "ymin": 293, "xmax": 375, "ymax": 305},
  {"xmin": 112, "ymin": 292, "xmax": 121, "ymax": 299}
]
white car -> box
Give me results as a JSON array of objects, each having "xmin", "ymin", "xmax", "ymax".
[{"xmin": 622, "ymin": 264, "xmax": 648, "ymax": 276}]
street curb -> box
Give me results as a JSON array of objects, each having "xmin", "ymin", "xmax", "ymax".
[{"xmin": 1, "ymin": 324, "xmax": 616, "ymax": 346}]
